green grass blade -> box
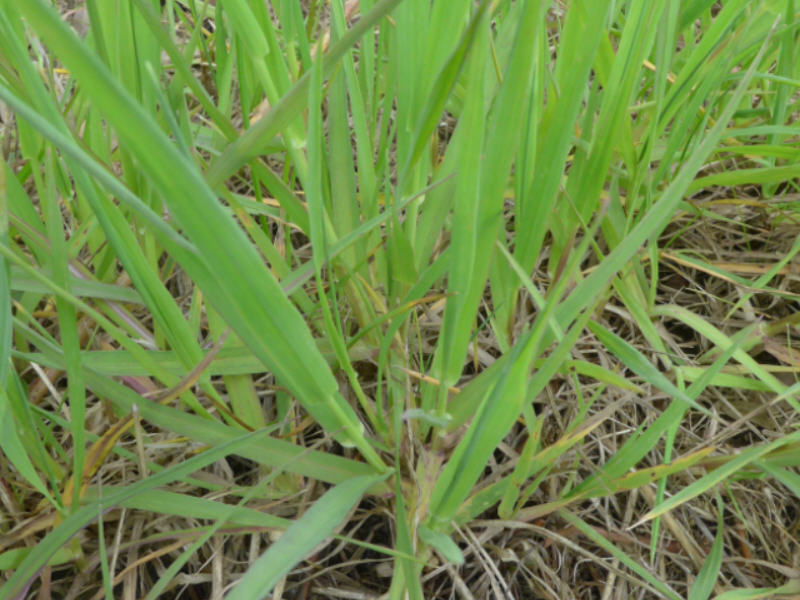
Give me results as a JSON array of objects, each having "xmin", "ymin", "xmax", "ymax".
[
  {"xmin": 569, "ymin": 323, "xmax": 754, "ymax": 499},
  {"xmin": 514, "ymin": 0, "xmax": 611, "ymax": 272},
  {"xmin": 226, "ymin": 472, "xmax": 391, "ymax": 600},
  {"xmin": 713, "ymin": 581, "xmax": 800, "ymax": 600},
  {"xmin": 0, "ymin": 162, "xmax": 11, "ymax": 388},
  {"xmin": 688, "ymin": 495, "xmax": 725, "ymax": 600},
  {"xmin": 0, "ymin": 387, "xmax": 58, "ymax": 507},
  {"xmin": 555, "ymin": 8, "xmax": 776, "ymax": 336},
  {"xmin": 206, "ymin": 0, "xmax": 404, "ymax": 187},
  {"xmin": 639, "ymin": 430, "xmax": 800, "ymax": 524},
  {"xmin": 432, "ymin": 10, "xmax": 488, "ymax": 411},
  {"xmin": 587, "ymin": 320, "xmax": 711, "ymax": 416},
  {"xmin": 15, "ymin": 0, "xmax": 382, "ymax": 453},
  {"xmin": 557, "ymin": 510, "xmax": 682, "ymax": 600},
  {"xmin": 0, "ymin": 428, "xmax": 276, "ymax": 600}
]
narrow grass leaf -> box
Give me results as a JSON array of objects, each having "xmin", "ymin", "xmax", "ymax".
[
  {"xmin": 218, "ymin": 0, "xmax": 268, "ymax": 58},
  {"xmin": 676, "ymin": 368, "xmax": 773, "ymax": 392},
  {"xmin": 687, "ymin": 163, "xmax": 800, "ymax": 192},
  {"xmin": 397, "ymin": 0, "xmax": 489, "ymax": 190},
  {"xmin": 567, "ymin": 360, "xmax": 642, "ymax": 393},
  {"xmin": 0, "ymin": 428, "xmax": 276, "ymax": 600},
  {"xmin": 227, "ymin": 472, "xmax": 391, "ymax": 600},
  {"xmin": 557, "ymin": 510, "xmax": 682, "ymax": 600},
  {"xmin": 564, "ymin": 1, "xmax": 663, "ymax": 230},
  {"xmin": 129, "ymin": 0, "xmax": 237, "ymax": 140},
  {"xmin": 679, "ymin": 0, "xmax": 719, "ymax": 30},
  {"xmin": 392, "ymin": 474, "xmax": 425, "ymax": 600},
  {"xmin": 10, "ymin": 267, "xmax": 142, "ymax": 303},
  {"xmin": 555, "ymin": 13, "xmax": 775, "ymax": 338},
  {"xmin": 428, "ymin": 335, "xmax": 529, "ymax": 527},
  {"xmin": 206, "ymin": 0, "xmax": 404, "ymax": 186},
  {"xmin": 0, "ymin": 547, "xmax": 78, "ymax": 572},
  {"xmin": 652, "ymin": 305, "xmax": 794, "ymax": 406},
  {"xmin": 567, "ymin": 323, "xmax": 755, "ymax": 499},
  {"xmin": 443, "ymin": 0, "xmax": 541, "ymax": 376},
  {"xmin": 7, "ymin": 319, "xmax": 385, "ymax": 490},
  {"xmin": 418, "ymin": 525, "xmax": 464, "ymax": 565},
  {"xmin": 83, "ymin": 488, "xmax": 290, "ymax": 529},
  {"xmin": 639, "ymin": 431, "xmax": 800, "ymax": 524},
  {"xmin": 514, "ymin": 0, "xmax": 610, "ymax": 272},
  {"xmin": 712, "ymin": 579, "xmax": 800, "ymax": 600},
  {"xmin": 756, "ymin": 460, "xmax": 800, "ymax": 498},
  {"xmin": 0, "ymin": 388, "xmax": 57, "ymax": 506},
  {"xmin": 510, "ymin": 446, "xmax": 717, "ymax": 525},
  {"xmin": 434, "ymin": 12, "xmax": 488, "ymax": 408},
  {"xmin": 82, "ymin": 371, "xmax": 389, "ymax": 491},
  {"xmin": 714, "ymin": 579, "xmax": 800, "ymax": 600},
  {"xmin": 587, "ymin": 321, "xmax": 711, "ymax": 416},
  {"xmin": 15, "ymin": 0, "xmax": 380, "ymax": 453},
  {"xmin": 689, "ymin": 494, "xmax": 725, "ymax": 600},
  {"xmin": 0, "ymin": 161, "xmax": 11, "ymax": 388},
  {"xmin": 0, "ymin": 81, "xmax": 197, "ymax": 252}
]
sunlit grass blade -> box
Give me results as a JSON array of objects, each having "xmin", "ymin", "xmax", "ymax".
[
  {"xmin": 431, "ymin": 9, "xmax": 488, "ymax": 412},
  {"xmin": 561, "ymin": 1, "xmax": 664, "ymax": 242},
  {"xmin": 438, "ymin": 0, "xmax": 541, "ymax": 392},
  {"xmin": 396, "ymin": 0, "xmax": 489, "ymax": 192}
]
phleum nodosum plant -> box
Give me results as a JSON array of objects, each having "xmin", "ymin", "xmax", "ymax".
[{"xmin": 2, "ymin": 1, "xmax": 800, "ymax": 598}]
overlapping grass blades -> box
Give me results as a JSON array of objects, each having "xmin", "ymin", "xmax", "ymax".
[
  {"xmin": 1, "ymin": 0, "xmax": 799, "ymax": 597},
  {"xmin": 12, "ymin": 0, "xmax": 381, "ymax": 461}
]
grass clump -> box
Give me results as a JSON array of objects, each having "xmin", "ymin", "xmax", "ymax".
[{"xmin": 1, "ymin": 0, "xmax": 800, "ymax": 598}]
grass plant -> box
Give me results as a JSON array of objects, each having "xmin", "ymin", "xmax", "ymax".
[{"xmin": 1, "ymin": 0, "xmax": 800, "ymax": 598}]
